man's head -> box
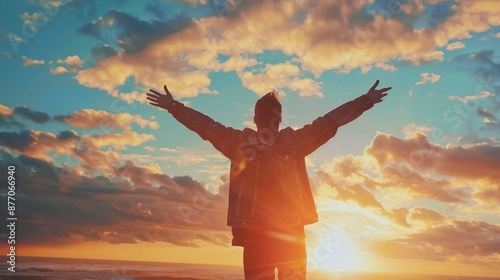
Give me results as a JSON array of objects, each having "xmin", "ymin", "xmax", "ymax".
[{"xmin": 254, "ymin": 90, "xmax": 282, "ymax": 132}]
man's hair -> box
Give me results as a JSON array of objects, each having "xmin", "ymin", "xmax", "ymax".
[{"xmin": 254, "ymin": 90, "xmax": 282, "ymax": 130}]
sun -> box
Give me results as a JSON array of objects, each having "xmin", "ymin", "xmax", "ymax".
[{"xmin": 307, "ymin": 231, "xmax": 363, "ymax": 272}]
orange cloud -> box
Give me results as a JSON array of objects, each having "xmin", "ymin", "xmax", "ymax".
[
  {"xmin": 57, "ymin": 109, "xmax": 159, "ymax": 130},
  {"xmin": 0, "ymin": 104, "xmax": 14, "ymax": 117},
  {"xmin": 446, "ymin": 41, "xmax": 465, "ymax": 50},
  {"xmin": 57, "ymin": 55, "xmax": 84, "ymax": 72},
  {"xmin": 366, "ymin": 132, "xmax": 500, "ymax": 182},
  {"xmin": 416, "ymin": 73, "xmax": 441, "ymax": 85},
  {"xmin": 22, "ymin": 56, "xmax": 45, "ymax": 66},
  {"xmin": 314, "ymin": 169, "xmax": 411, "ymax": 227},
  {"xmin": 50, "ymin": 66, "xmax": 69, "ymax": 75},
  {"xmin": 239, "ymin": 62, "xmax": 323, "ymax": 96},
  {"xmin": 371, "ymin": 220, "xmax": 500, "ymax": 261},
  {"xmin": 0, "ymin": 129, "xmax": 155, "ymax": 173},
  {"xmin": 74, "ymin": 0, "xmax": 500, "ymax": 100},
  {"xmin": 402, "ymin": 123, "xmax": 435, "ymax": 138},
  {"xmin": 409, "ymin": 206, "xmax": 445, "ymax": 225}
]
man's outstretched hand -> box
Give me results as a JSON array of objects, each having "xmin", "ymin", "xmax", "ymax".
[
  {"xmin": 147, "ymin": 85, "xmax": 174, "ymax": 110},
  {"xmin": 365, "ymin": 80, "xmax": 391, "ymax": 104}
]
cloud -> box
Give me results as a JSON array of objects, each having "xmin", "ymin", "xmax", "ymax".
[
  {"xmin": 452, "ymin": 50, "xmax": 500, "ymax": 96},
  {"xmin": 111, "ymin": 90, "xmax": 148, "ymax": 104},
  {"xmin": 122, "ymin": 149, "xmax": 227, "ymax": 167},
  {"xmin": 450, "ymin": 51, "xmax": 500, "ymax": 141},
  {"xmin": 473, "ymin": 184, "xmax": 500, "ymax": 205},
  {"xmin": 75, "ymin": 41, "xmax": 216, "ymax": 99},
  {"xmin": 317, "ymin": 147, "xmax": 468, "ymax": 205},
  {"xmin": 0, "ymin": 128, "xmax": 155, "ymax": 173},
  {"xmin": 1, "ymin": 104, "xmax": 159, "ymax": 132},
  {"xmin": 77, "ymin": 16, "xmax": 113, "ymax": 41},
  {"xmin": 72, "ymin": 0, "xmax": 500, "ymax": 102},
  {"xmin": 409, "ymin": 206, "xmax": 445, "ymax": 225},
  {"xmin": 402, "ymin": 123, "xmax": 435, "ymax": 138},
  {"xmin": 477, "ymin": 108, "xmax": 498, "ymax": 123},
  {"xmin": 446, "ymin": 41, "xmax": 465, "ymax": 50},
  {"xmin": 370, "ymin": 220, "xmax": 500, "ymax": 261},
  {"xmin": 374, "ymin": 62, "xmax": 398, "ymax": 72},
  {"xmin": 22, "ymin": 56, "xmax": 45, "ymax": 66},
  {"xmin": 90, "ymin": 44, "xmax": 118, "ymax": 62},
  {"xmin": 448, "ymin": 90, "xmax": 495, "ymax": 104},
  {"xmin": 82, "ymin": 130, "xmax": 156, "ymax": 150},
  {"xmin": 219, "ymin": 55, "xmax": 260, "ymax": 73},
  {"xmin": 0, "ymin": 150, "xmax": 230, "ymax": 247},
  {"xmin": 159, "ymin": 147, "xmax": 179, "ymax": 153},
  {"xmin": 0, "ymin": 104, "xmax": 14, "ymax": 118},
  {"xmin": 56, "ymin": 109, "xmax": 159, "ymax": 130},
  {"xmin": 314, "ymin": 157, "xmax": 412, "ymax": 227},
  {"xmin": 78, "ymin": 10, "xmax": 193, "ymax": 54},
  {"xmin": 366, "ymin": 132, "xmax": 500, "ymax": 183},
  {"xmin": 416, "ymin": 73, "xmax": 441, "ymax": 85},
  {"xmin": 239, "ymin": 62, "xmax": 323, "ymax": 97},
  {"xmin": 13, "ymin": 106, "xmax": 50, "ymax": 124},
  {"xmin": 0, "ymin": 104, "xmax": 49, "ymax": 128},
  {"xmin": 50, "ymin": 66, "xmax": 70, "ymax": 75},
  {"xmin": 19, "ymin": 11, "xmax": 50, "ymax": 32},
  {"xmin": 0, "ymin": 130, "xmax": 34, "ymax": 150},
  {"xmin": 57, "ymin": 55, "xmax": 84, "ymax": 72}
]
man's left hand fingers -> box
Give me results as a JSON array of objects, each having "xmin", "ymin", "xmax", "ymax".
[
  {"xmin": 370, "ymin": 79, "xmax": 380, "ymax": 91},
  {"xmin": 149, "ymin": 89, "xmax": 162, "ymax": 95}
]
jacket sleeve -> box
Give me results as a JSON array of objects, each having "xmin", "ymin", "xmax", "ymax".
[
  {"xmin": 295, "ymin": 94, "xmax": 374, "ymax": 155},
  {"xmin": 167, "ymin": 101, "xmax": 242, "ymax": 158}
]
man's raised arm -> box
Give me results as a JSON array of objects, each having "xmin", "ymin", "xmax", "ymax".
[
  {"xmin": 295, "ymin": 80, "xmax": 391, "ymax": 155},
  {"xmin": 147, "ymin": 85, "xmax": 242, "ymax": 158}
]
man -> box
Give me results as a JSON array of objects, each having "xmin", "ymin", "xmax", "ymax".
[{"xmin": 147, "ymin": 80, "xmax": 391, "ymax": 279}]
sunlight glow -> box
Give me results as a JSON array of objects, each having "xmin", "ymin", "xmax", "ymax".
[{"xmin": 308, "ymin": 230, "xmax": 363, "ymax": 272}]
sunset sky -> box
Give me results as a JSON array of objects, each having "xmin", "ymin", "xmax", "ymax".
[{"xmin": 0, "ymin": 0, "xmax": 499, "ymax": 277}]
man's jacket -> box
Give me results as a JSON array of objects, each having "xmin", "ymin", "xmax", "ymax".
[{"xmin": 167, "ymin": 95, "xmax": 373, "ymax": 229}]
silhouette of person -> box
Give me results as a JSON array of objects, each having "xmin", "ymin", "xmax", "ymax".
[{"xmin": 147, "ymin": 80, "xmax": 391, "ymax": 280}]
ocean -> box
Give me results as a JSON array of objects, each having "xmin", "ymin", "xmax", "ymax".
[{"xmin": 0, "ymin": 257, "xmax": 497, "ymax": 280}]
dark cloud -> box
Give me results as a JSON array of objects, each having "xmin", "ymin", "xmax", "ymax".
[
  {"xmin": 453, "ymin": 50, "xmax": 500, "ymax": 102},
  {"xmin": 0, "ymin": 104, "xmax": 51, "ymax": 127},
  {"xmin": 478, "ymin": 108, "xmax": 498, "ymax": 121},
  {"xmin": 14, "ymin": 106, "xmax": 51, "ymax": 124},
  {"xmin": 57, "ymin": 130, "xmax": 78, "ymax": 140},
  {"xmin": 78, "ymin": 18, "xmax": 103, "ymax": 40},
  {"xmin": 0, "ymin": 118, "xmax": 25, "ymax": 129},
  {"xmin": 90, "ymin": 43, "xmax": 118, "ymax": 62},
  {"xmin": 414, "ymin": 0, "xmax": 457, "ymax": 29},
  {"xmin": 358, "ymin": 0, "xmax": 457, "ymax": 30},
  {"xmin": 18, "ymin": 154, "xmax": 61, "ymax": 182},
  {"xmin": 0, "ymin": 130, "xmax": 33, "ymax": 149},
  {"xmin": 79, "ymin": 10, "xmax": 194, "ymax": 54},
  {"xmin": 0, "ymin": 150, "xmax": 230, "ymax": 247}
]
